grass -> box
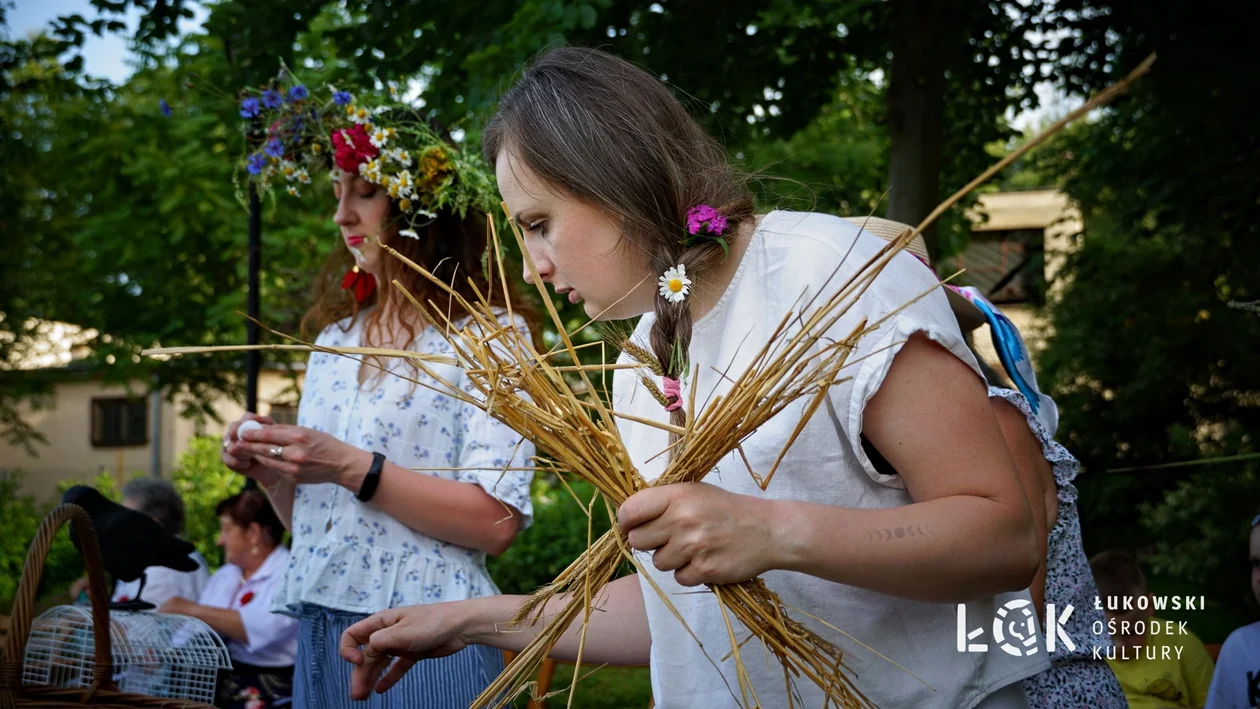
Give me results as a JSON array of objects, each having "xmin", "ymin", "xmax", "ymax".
[{"xmin": 513, "ymin": 664, "xmax": 653, "ymax": 709}]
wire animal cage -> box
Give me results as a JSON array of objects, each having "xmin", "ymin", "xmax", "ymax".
[
  {"xmin": 0, "ymin": 503, "xmax": 221, "ymax": 709},
  {"xmin": 22, "ymin": 606, "xmax": 231, "ymax": 704}
]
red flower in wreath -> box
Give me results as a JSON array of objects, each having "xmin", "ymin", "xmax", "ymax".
[
  {"xmin": 239, "ymin": 591, "xmax": 256, "ymax": 606},
  {"xmin": 331, "ymin": 124, "xmax": 379, "ymax": 173},
  {"xmin": 341, "ymin": 266, "xmax": 376, "ymax": 303}
]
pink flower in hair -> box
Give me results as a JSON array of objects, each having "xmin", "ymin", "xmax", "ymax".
[{"xmin": 686, "ymin": 204, "xmax": 727, "ymax": 236}]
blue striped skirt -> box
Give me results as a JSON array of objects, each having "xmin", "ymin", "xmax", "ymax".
[{"xmin": 293, "ymin": 603, "xmax": 505, "ymax": 709}]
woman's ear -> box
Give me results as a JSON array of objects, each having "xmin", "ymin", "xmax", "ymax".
[{"xmin": 248, "ymin": 522, "xmax": 265, "ymax": 547}]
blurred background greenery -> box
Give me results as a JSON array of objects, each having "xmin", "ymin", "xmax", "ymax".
[{"xmin": 2, "ymin": 0, "xmax": 1257, "ymax": 703}]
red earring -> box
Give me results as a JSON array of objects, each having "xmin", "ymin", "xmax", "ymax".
[{"xmin": 341, "ymin": 265, "xmax": 377, "ymax": 303}]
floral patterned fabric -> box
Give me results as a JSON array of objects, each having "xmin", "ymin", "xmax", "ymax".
[
  {"xmin": 272, "ymin": 310, "xmax": 535, "ymax": 616},
  {"xmin": 990, "ymin": 387, "xmax": 1127, "ymax": 709}
]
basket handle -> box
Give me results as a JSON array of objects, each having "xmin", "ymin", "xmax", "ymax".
[{"xmin": 0, "ymin": 503, "xmax": 116, "ymax": 703}]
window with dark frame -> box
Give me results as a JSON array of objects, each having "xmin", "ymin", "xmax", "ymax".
[
  {"xmin": 91, "ymin": 398, "xmax": 148, "ymax": 447},
  {"xmin": 268, "ymin": 403, "xmax": 299, "ymax": 425}
]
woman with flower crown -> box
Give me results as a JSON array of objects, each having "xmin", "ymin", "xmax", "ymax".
[
  {"xmin": 220, "ymin": 78, "xmax": 540, "ymax": 707},
  {"xmin": 340, "ymin": 48, "xmax": 1053, "ymax": 708}
]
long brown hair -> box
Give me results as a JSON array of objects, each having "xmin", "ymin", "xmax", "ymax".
[
  {"xmin": 301, "ymin": 206, "xmax": 541, "ymax": 362},
  {"xmin": 483, "ymin": 47, "xmax": 754, "ymax": 427}
]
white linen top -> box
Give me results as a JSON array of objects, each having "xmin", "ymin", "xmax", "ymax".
[
  {"xmin": 614, "ymin": 211, "xmax": 1049, "ymax": 708},
  {"xmin": 199, "ymin": 546, "xmax": 298, "ymax": 667}
]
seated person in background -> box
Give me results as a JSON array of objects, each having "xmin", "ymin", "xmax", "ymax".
[
  {"xmin": 1205, "ymin": 513, "xmax": 1260, "ymax": 709},
  {"xmin": 1091, "ymin": 549, "xmax": 1215, "ymax": 708},
  {"xmin": 161, "ymin": 490, "xmax": 298, "ymax": 709},
  {"xmin": 69, "ymin": 477, "xmax": 209, "ymax": 607}
]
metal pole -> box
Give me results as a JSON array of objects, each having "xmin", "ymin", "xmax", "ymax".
[
  {"xmin": 149, "ymin": 374, "xmax": 161, "ymax": 477},
  {"xmin": 246, "ymin": 182, "xmax": 261, "ymax": 414},
  {"xmin": 244, "ymin": 182, "xmax": 261, "ymax": 491},
  {"xmin": 230, "ymin": 45, "xmax": 261, "ymax": 491}
]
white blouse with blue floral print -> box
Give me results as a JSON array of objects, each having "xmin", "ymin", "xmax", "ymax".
[{"xmin": 272, "ymin": 310, "xmax": 535, "ymax": 616}]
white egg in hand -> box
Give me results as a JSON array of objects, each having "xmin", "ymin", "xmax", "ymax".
[{"xmin": 237, "ymin": 419, "xmax": 266, "ymax": 439}]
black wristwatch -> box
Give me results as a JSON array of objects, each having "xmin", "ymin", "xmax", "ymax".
[{"xmin": 356, "ymin": 452, "xmax": 386, "ymax": 502}]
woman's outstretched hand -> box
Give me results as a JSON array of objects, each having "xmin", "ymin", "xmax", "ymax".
[{"xmin": 339, "ymin": 603, "xmax": 473, "ymax": 699}]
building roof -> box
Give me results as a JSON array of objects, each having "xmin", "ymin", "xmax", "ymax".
[{"xmin": 968, "ymin": 189, "xmax": 1079, "ymax": 232}]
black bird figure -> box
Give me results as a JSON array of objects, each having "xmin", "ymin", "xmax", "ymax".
[{"xmin": 62, "ymin": 485, "xmax": 198, "ymax": 609}]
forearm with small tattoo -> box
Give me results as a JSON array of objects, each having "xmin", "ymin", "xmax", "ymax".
[{"xmin": 767, "ymin": 496, "xmax": 1034, "ymax": 603}]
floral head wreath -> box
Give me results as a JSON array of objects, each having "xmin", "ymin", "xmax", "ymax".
[{"xmin": 236, "ymin": 69, "xmax": 499, "ymax": 234}]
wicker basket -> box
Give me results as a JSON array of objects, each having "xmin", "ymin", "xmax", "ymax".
[{"xmin": 0, "ymin": 503, "xmax": 214, "ymax": 709}]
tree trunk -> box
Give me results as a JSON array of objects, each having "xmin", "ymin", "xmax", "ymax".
[{"xmin": 886, "ymin": 0, "xmax": 946, "ymax": 261}]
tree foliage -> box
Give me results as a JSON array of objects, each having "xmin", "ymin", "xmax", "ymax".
[
  {"xmin": 1026, "ymin": 0, "xmax": 1259, "ymax": 613},
  {"xmin": 1, "ymin": 26, "xmax": 335, "ymax": 440}
]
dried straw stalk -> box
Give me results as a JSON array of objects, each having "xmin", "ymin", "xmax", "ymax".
[{"xmin": 141, "ymin": 341, "xmax": 638, "ymax": 376}]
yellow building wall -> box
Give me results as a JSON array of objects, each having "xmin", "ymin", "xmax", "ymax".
[
  {"xmin": 971, "ymin": 189, "xmax": 1082, "ymax": 302},
  {"xmin": 965, "ymin": 189, "xmax": 1082, "ymax": 377},
  {"xmin": 0, "ymin": 370, "xmax": 301, "ymax": 502}
]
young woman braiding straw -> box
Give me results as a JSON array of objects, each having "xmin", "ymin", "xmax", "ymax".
[{"xmin": 341, "ymin": 48, "xmax": 1155, "ymax": 708}]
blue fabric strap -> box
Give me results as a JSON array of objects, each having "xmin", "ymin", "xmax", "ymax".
[{"xmin": 951, "ymin": 286, "xmax": 1060, "ymax": 436}]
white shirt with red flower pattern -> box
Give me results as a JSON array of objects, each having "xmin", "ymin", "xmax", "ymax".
[{"xmin": 198, "ymin": 546, "xmax": 298, "ymax": 668}]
